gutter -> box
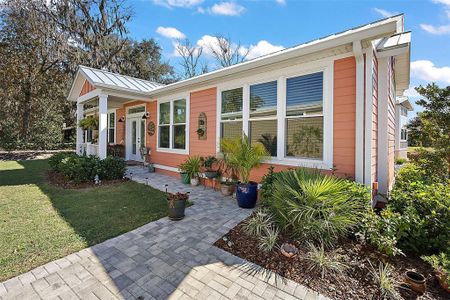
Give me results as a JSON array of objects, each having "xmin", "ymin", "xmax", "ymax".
[{"xmin": 353, "ymin": 40, "xmax": 365, "ymax": 184}]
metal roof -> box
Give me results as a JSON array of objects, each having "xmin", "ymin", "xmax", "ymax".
[
  {"xmin": 376, "ymin": 31, "xmax": 411, "ymax": 52},
  {"xmin": 79, "ymin": 66, "xmax": 164, "ymax": 93}
]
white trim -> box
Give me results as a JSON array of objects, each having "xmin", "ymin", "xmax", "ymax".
[
  {"xmin": 156, "ymin": 93, "xmax": 190, "ymax": 155},
  {"xmin": 364, "ymin": 48, "xmax": 374, "ymax": 187},
  {"xmin": 216, "ymin": 57, "xmax": 334, "ymax": 170},
  {"xmin": 353, "ymin": 41, "xmax": 365, "ymax": 183},
  {"xmin": 126, "ymin": 104, "xmax": 146, "ymax": 118},
  {"xmin": 153, "ymin": 163, "xmax": 180, "ymax": 173},
  {"xmin": 77, "ymin": 89, "xmax": 102, "ymax": 103},
  {"xmin": 377, "ymin": 57, "xmax": 389, "ymax": 195},
  {"xmin": 242, "ymin": 84, "xmax": 250, "ymax": 136},
  {"xmin": 107, "ymin": 109, "xmax": 116, "ymax": 144},
  {"xmin": 98, "ymin": 94, "xmax": 108, "ymax": 159}
]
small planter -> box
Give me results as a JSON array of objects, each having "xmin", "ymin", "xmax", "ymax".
[
  {"xmin": 168, "ymin": 193, "xmax": 189, "ymax": 221},
  {"xmin": 404, "ymin": 270, "xmax": 426, "ymax": 295},
  {"xmin": 180, "ymin": 172, "xmax": 190, "ymax": 184},
  {"xmin": 190, "ymin": 177, "xmax": 199, "ymax": 186},
  {"xmin": 147, "ymin": 164, "xmax": 155, "ymax": 173},
  {"xmin": 204, "ymin": 170, "xmax": 218, "ymax": 179},
  {"xmin": 236, "ymin": 182, "xmax": 258, "ymax": 208},
  {"xmin": 220, "ymin": 182, "xmax": 234, "ymax": 196},
  {"xmin": 280, "ymin": 243, "xmax": 299, "ymax": 258}
]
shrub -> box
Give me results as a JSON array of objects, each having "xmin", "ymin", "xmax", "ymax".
[
  {"xmin": 244, "ymin": 209, "xmax": 274, "ymax": 237},
  {"xmin": 99, "ymin": 156, "xmax": 126, "ymax": 180},
  {"xmin": 267, "ymin": 169, "xmax": 370, "ymax": 245},
  {"xmin": 368, "ymin": 261, "xmax": 400, "ymax": 300},
  {"xmin": 48, "ymin": 152, "xmax": 77, "ymax": 172},
  {"xmin": 422, "ymin": 252, "xmax": 450, "ymax": 287},
  {"xmin": 259, "ymin": 166, "xmax": 277, "ymax": 205},
  {"xmin": 408, "ymin": 148, "xmax": 449, "ymax": 183},
  {"xmin": 258, "ymin": 227, "xmax": 279, "ymax": 252},
  {"xmin": 305, "ymin": 243, "xmax": 348, "ymax": 279},
  {"xmin": 395, "ymin": 158, "xmax": 407, "ymax": 165},
  {"xmin": 389, "ymin": 180, "xmax": 450, "ymax": 255},
  {"xmin": 359, "ymin": 207, "xmax": 405, "ymax": 257}
]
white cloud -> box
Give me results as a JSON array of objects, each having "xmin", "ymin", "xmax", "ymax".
[
  {"xmin": 411, "ymin": 60, "xmax": 450, "ymax": 84},
  {"xmin": 153, "ymin": 0, "xmax": 203, "ymax": 8},
  {"xmin": 276, "ymin": 0, "xmax": 286, "ymax": 5},
  {"xmin": 420, "ymin": 23, "xmax": 450, "ymax": 34},
  {"xmin": 373, "ymin": 8, "xmax": 398, "ymax": 18},
  {"xmin": 156, "ymin": 26, "xmax": 186, "ymax": 39},
  {"xmin": 210, "ymin": 2, "xmax": 246, "ymax": 16},
  {"xmin": 403, "ymin": 86, "xmax": 421, "ymax": 98},
  {"xmin": 245, "ymin": 40, "xmax": 284, "ymax": 60}
]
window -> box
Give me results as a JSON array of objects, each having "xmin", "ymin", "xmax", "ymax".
[
  {"xmin": 128, "ymin": 106, "xmax": 145, "ymax": 114},
  {"xmin": 285, "ymin": 72, "xmax": 324, "ymax": 159},
  {"xmin": 158, "ymin": 99, "xmax": 187, "ymax": 150},
  {"xmin": 221, "ymin": 88, "xmax": 243, "ymax": 141},
  {"xmin": 401, "ymin": 128, "xmax": 407, "ymax": 141},
  {"xmin": 107, "ymin": 112, "xmax": 115, "ymax": 144},
  {"xmin": 249, "ymin": 81, "xmax": 278, "ymax": 156}
]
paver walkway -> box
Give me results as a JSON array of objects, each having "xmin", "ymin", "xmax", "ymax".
[{"xmin": 0, "ymin": 167, "xmax": 329, "ymax": 300}]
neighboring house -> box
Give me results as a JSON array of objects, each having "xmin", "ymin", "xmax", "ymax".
[
  {"xmin": 67, "ymin": 15, "xmax": 411, "ymax": 196},
  {"xmin": 395, "ymin": 97, "xmax": 413, "ymax": 159}
]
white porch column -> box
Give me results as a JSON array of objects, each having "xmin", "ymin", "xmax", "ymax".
[
  {"xmin": 98, "ymin": 94, "xmax": 108, "ymax": 159},
  {"xmin": 76, "ymin": 102, "xmax": 84, "ymax": 155}
]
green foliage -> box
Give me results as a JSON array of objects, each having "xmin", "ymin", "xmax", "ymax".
[
  {"xmin": 305, "ymin": 243, "xmax": 348, "ymax": 279},
  {"xmin": 422, "ymin": 252, "xmax": 450, "ymax": 286},
  {"xmin": 267, "ymin": 169, "xmax": 370, "ymax": 245},
  {"xmin": 406, "ymin": 115, "xmax": 432, "ymax": 147},
  {"xmin": 359, "ymin": 208, "xmax": 404, "ymax": 257},
  {"xmin": 368, "ymin": 261, "xmax": 400, "ymax": 300},
  {"xmin": 52, "ymin": 154, "xmax": 126, "ymax": 183},
  {"xmin": 221, "ymin": 134, "xmax": 268, "ymax": 184},
  {"xmin": 259, "ymin": 166, "xmax": 277, "ymax": 204},
  {"xmin": 201, "ymin": 155, "xmax": 217, "ymax": 170},
  {"xmin": 258, "ymin": 227, "xmax": 279, "ymax": 252},
  {"xmin": 78, "ymin": 116, "xmax": 99, "ymax": 131},
  {"xmin": 406, "ymin": 148, "xmax": 449, "ymax": 183},
  {"xmin": 395, "ymin": 158, "xmax": 407, "ymax": 165},
  {"xmin": 244, "ymin": 209, "xmax": 274, "ymax": 237},
  {"xmin": 179, "ymin": 156, "xmax": 202, "ymax": 179}
]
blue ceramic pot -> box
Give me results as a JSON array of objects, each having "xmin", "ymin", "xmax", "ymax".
[{"xmin": 236, "ymin": 182, "xmax": 258, "ymax": 208}]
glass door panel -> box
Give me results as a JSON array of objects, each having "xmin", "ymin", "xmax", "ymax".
[{"xmin": 132, "ymin": 121, "xmax": 137, "ymax": 155}]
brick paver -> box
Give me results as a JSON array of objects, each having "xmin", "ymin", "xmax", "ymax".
[{"xmin": 0, "ymin": 166, "xmax": 329, "ymax": 300}]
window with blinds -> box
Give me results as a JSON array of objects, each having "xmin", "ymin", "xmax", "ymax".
[
  {"xmin": 285, "ymin": 72, "xmax": 324, "ymax": 159},
  {"xmin": 249, "ymin": 81, "xmax": 278, "ymax": 156},
  {"xmin": 108, "ymin": 112, "xmax": 115, "ymax": 144},
  {"xmin": 221, "ymin": 88, "xmax": 243, "ymax": 141}
]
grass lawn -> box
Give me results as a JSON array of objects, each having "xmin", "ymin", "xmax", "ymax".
[{"xmin": 0, "ymin": 158, "xmax": 168, "ymax": 281}]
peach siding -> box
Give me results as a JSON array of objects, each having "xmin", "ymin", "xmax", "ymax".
[
  {"xmin": 387, "ymin": 57, "xmax": 396, "ymax": 186},
  {"xmin": 371, "ymin": 53, "xmax": 378, "ymax": 184},
  {"xmin": 189, "ymin": 88, "xmax": 217, "ymax": 156},
  {"xmin": 333, "ymin": 57, "xmax": 356, "ymax": 179},
  {"xmin": 80, "ymin": 80, "xmax": 95, "ymax": 96}
]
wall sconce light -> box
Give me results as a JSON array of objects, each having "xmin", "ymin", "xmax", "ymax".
[
  {"xmin": 118, "ymin": 116, "xmax": 125, "ymax": 123},
  {"xmin": 142, "ymin": 112, "xmax": 150, "ymax": 120}
]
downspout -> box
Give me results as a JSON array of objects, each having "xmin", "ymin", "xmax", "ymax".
[{"xmin": 353, "ymin": 41, "xmax": 365, "ymax": 184}]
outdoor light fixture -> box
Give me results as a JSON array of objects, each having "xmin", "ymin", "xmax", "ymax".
[
  {"xmin": 142, "ymin": 112, "xmax": 150, "ymax": 120},
  {"xmin": 118, "ymin": 116, "xmax": 125, "ymax": 122}
]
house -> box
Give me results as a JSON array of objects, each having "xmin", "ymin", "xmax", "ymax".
[
  {"xmin": 395, "ymin": 97, "xmax": 413, "ymax": 159},
  {"xmin": 67, "ymin": 15, "xmax": 411, "ymax": 196}
]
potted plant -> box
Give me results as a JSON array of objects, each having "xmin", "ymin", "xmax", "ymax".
[
  {"xmin": 202, "ymin": 156, "xmax": 218, "ymax": 179},
  {"xmin": 167, "ymin": 192, "xmax": 189, "ymax": 220},
  {"xmin": 79, "ymin": 116, "xmax": 99, "ymax": 130},
  {"xmin": 179, "ymin": 156, "xmax": 202, "ymax": 186},
  {"xmin": 147, "ymin": 163, "xmax": 155, "ymax": 173},
  {"xmin": 220, "ymin": 180, "xmax": 234, "ymax": 196},
  {"xmin": 196, "ymin": 128, "xmax": 205, "ymax": 137},
  {"xmin": 221, "ymin": 134, "xmax": 268, "ymax": 208}
]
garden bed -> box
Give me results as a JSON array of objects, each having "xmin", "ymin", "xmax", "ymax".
[
  {"xmin": 214, "ymin": 219, "xmax": 448, "ymax": 300},
  {"xmin": 46, "ymin": 170, "xmax": 129, "ymax": 189}
]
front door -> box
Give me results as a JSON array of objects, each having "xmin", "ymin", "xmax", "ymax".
[{"xmin": 126, "ymin": 117, "xmax": 146, "ymax": 162}]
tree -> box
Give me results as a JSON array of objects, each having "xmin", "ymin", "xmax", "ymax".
[
  {"xmin": 176, "ymin": 39, "xmax": 208, "ymax": 79},
  {"xmin": 406, "ymin": 115, "xmax": 432, "ymax": 147},
  {"xmin": 207, "ymin": 35, "xmax": 249, "ymax": 68},
  {"xmin": 415, "ymin": 84, "xmax": 450, "ymax": 172}
]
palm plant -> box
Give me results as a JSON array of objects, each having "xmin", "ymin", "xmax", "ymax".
[
  {"xmin": 268, "ymin": 169, "xmax": 369, "ymax": 245},
  {"xmin": 221, "ymin": 134, "xmax": 268, "ymax": 184},
  {"xmin": 179, "ymin": 156, "xmax": 202, "ymax": 179}
]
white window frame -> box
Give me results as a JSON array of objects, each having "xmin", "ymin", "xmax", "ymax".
[
  {"xmin": 107, "ymin": 109, "xmax": 116, "ymax": 144},
  {"xmin": 216, "ymin": 58, "xmax": 334, "ymax": 170},
  {"xmin": 156, "ymin": 93, "xmax": 190, "ymax": 155}
]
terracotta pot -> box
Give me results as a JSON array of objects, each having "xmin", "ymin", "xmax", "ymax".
[
  {"xmin": 280, "ymin": 243, "xmax": 298, "ymax": 259},
  {"xmin": 220, "ymin": 183, "xmax": 233, "ymax": 196},
  {"xmin": 436, "ymin": 269, "xmax": 450, "ymax": 293},
  {"xmin": 404, "ymin": 270, "xmax": 426, "ymax": 295}
]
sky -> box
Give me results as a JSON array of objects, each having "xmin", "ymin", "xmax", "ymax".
[{"xmin": 126, "ymin": 0, "xmax": 450, "ymax": 118}]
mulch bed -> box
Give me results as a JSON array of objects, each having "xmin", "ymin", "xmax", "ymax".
[
  {"xmin": 46, "ymin": 171, "xmax": 129, "ymax": 189},
  {"xmin": 214, "ymin": 218, "xmax": 449, "ymax": 300}
]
